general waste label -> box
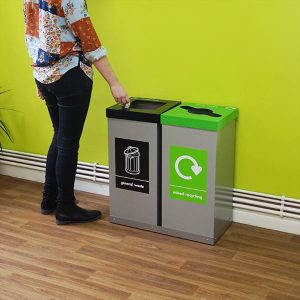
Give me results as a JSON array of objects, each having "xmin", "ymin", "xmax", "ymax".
[
  {"xmin": 115, "ymin": 138, "xmax": 149, "ymax": 194},
  {"xmin": 169, "ymin": 146, "xmax": 207, "ymax": 204}
]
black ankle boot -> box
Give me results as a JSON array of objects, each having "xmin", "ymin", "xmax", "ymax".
[
  {"xmin": 41, "ymin": 191, "xmax": 57, "ymax": 215},
  {"xmin": 56, "ymin": 200, "xmax": 102, "ymax": 225}
]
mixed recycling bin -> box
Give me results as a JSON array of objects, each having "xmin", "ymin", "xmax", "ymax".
[
  {"xmin": 160, "ymin": 103, "xmax": 238, "ymax": 244},
  {"xmin": 106, "ymin": 97, "xmax": 181, "ymax": 229}
]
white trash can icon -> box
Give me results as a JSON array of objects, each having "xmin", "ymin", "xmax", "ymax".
[{"xmin": 124, "ymin": 146, "xmax": 140, "ymax": 175}]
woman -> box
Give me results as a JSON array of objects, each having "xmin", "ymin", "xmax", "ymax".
[{"xmin": 24, "ymin": 0, "xmax": 129, "ymax": 225}]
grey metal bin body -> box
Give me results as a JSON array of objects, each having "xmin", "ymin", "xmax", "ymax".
[
  {"xmin": 160, "ymin": 103, "xmax": 238, "ymax": 244},
  {"xmin": 106, "ymin": 98, "xmax": 181, "ymax": 229}
]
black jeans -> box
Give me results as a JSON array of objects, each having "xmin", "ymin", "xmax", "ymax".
[{"xmin": 35, "ymin": 67, "xmax": 93, "ymax": 203}]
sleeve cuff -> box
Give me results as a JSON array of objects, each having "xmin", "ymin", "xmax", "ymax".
[{"xmin": 85, "ymin": 46, "xmax": 108, "ymax": 63}]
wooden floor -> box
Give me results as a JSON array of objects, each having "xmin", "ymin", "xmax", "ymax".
[{"xmin": 0, "ymin": 175, "xmax": 299, "ymax": 300}]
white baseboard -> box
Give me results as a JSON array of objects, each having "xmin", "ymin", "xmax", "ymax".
[
  {"xmin": 233, "ymin": 208, "xmax": 300, "ymax": 235},
  {"xmin": 0, "ymin": 163, "xmax": 299, "ymax": 235},
  {"xmin": 0, "ymin": 164, "xmax": 109, "ymax": 196}
]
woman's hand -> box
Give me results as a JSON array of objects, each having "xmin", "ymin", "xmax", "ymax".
[
  {"xmin": 36, "ymin": 87, "xmax": 45, "ymax": 100},
  {"xmin": 110, "ymin": 82, "xmax": 130, "ymax": 105}
]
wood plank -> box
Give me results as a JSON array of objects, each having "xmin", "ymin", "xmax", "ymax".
[
  {"xmin": 9, "ymin": 272, "xmax": 128, "ymax": 300},
  {"xmin": 217, "ymin": 238, "xmax": 300, "ymax": 265},
  {"xmin": 266, "ymin": 291, "xmax": 300, "ymax": 300},
  {"xmin": 181, "ymin": 259, "xmax": 299, "ymax": 298}
]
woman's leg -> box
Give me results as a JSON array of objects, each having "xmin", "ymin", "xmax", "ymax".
[
  {"xmin": 35, "ymin": 81, "xmax": 59, "ymax": 214},
  {"xmin": 48, "ymin": 67, "xmax": 101, "ymax": 224},
  {"xmin": 55, "ymin": 89, "xmax": 90, "ymax": 202},
  {"xmin": 44, "ymin": 94, "xmax": 59, "ymax": 205}
]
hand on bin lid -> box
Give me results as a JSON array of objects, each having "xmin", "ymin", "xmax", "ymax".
[{"xmin": 123, "ymin": 101, "xmax": 131, "ymax": 110}]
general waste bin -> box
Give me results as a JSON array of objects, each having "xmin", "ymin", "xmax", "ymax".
[
  {"xmin": 106, "ymin": 97, "xmax": 181, "ymax": 229},
  {"xmin": 160, "ymin": 103, "xmax": 238, "ymax": 244}
]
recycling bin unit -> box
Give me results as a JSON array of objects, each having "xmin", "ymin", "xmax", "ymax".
[
  {"xmin": 106, "ymin": 98, "xmax": 180, "ymax": 229},
  {"xmin": 160, "ymin": 103, "xmax": 238, "ymax": 244}
]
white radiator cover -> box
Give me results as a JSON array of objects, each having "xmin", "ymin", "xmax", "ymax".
[{"xmin": 0, "ymin": 149, "xmax": 299, "ymax": 235}]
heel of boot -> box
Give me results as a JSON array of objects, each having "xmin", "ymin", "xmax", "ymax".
[
  {"xmin": 56, "ymin": 219, "xmax": 73, "ymax": 225},
  {"xmin": 41, "ymin": 208, "xmax": 56, "ymax": 215}
]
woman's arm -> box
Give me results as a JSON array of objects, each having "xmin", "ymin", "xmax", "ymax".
[
  {"xmin": 62, "ymin": 0, "xmax": 129, "ymax": 105},
  {"xmin": 93, "ymin": 57, "xmax": 129, "ymax": 105}
]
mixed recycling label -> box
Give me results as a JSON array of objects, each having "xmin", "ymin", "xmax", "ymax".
[{"xmin": 169, "ymin": 146, "xmax": 207, "ymax": 204}]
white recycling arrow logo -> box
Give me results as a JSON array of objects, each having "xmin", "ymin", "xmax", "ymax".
[{"xmin": 175, "ymin": 155, "xmax": 202, "ymax": 180}]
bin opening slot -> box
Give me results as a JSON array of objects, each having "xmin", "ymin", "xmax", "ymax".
[
  {"xmin": 130, "ymin": 100, "xmax": 166, "ymax": 110},
  {"xmin": 180, "ymin": 106, "xmax": 221, "ymax": 117}
]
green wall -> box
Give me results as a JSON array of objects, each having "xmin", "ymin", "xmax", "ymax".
[{"xmin": 0, "ymin": 0, "xmax": 299, "ymax": 198}]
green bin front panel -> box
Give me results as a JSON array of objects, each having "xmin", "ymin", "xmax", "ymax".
[{"xmin": 161, "ymin": 121, "xmax": 236, "ymax": 244}]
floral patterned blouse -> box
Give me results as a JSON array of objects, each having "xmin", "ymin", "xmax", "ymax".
[{"xmin": 24, "ymin": 0, "xmax": 107, "ymax": 84}]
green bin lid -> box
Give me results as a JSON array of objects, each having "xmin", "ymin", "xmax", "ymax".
[{"xmin": 161, "ymin": 103, "xmax": 238, "ymax": 131}]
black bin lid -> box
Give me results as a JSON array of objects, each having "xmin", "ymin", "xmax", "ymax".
[{"xmin": 106, "ymin": 97, "xmax": 181, "ymax": 123}]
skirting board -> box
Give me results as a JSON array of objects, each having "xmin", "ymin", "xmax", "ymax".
[
  {"xmin": 0, "ymin": 163, "xmax": 299, "ymax": 235},
  {"xmin": 233, "ymin": 208, "xmax": 300, "ymax": 235},
  {"xmin": 0, "ymin": 163, "xmax": 109, "ymax": 196}
]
